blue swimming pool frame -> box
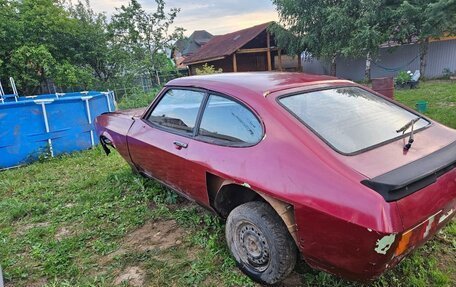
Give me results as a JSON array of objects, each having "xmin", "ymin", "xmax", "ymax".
[{"xmin": 0, "ymin": 91, "xmax": 116, "ymax": 169}]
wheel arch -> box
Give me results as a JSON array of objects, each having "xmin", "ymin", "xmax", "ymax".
[{"xmin": 207, "ymin": 172, "xmax": 298, "ymax": 244}]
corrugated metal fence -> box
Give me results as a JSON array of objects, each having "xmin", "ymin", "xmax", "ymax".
[{"xmin": 303, "ymin": 39, "xmax": 456, "ymax": 81}]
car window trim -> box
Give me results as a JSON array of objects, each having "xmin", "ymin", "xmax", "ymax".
[
  {"xmin": 142, "ymin": 87, "xmax": 209, "ymax": 138},
  {"xmin": 276, "ymin": 85, "xmax": 432, "ymax": 156},
  {"xmin": 142, "ymin": 86, "xmax": 265, "ymax": 148},
  {"xmin": 194, "ymin": 92, "xmax": 265, "ymax": 147}
]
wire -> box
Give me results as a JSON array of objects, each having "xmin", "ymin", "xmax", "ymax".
[{"xmin": 371, "ymin": 55, "xmax": 419, "ymax": 72}]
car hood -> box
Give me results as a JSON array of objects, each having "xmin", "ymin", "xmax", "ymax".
[{"xmin": 337, "ymin": 123, "xmax": 456, "ymax": 178}]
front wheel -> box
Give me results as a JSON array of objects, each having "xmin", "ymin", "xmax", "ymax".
[{"xmin": 226, "ymin": 201, "xmax": 297, "ymax": 285}]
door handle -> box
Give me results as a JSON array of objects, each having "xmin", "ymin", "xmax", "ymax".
[{"xmin": 173, "ymin": 141, "xmax": 188, "ymax": 149}]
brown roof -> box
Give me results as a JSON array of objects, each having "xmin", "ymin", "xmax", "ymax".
[{"xmin": 182, "ymin": 22, "xmax": 272, "ymax": 65}]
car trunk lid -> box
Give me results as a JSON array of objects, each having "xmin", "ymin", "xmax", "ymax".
[
  {"xmin": 338, "ymin": 123, "xmax": 456, "ymax": 178},
  {"xmin": 337, "ymin": 123, "xmax": 456, "ymax": 230}
]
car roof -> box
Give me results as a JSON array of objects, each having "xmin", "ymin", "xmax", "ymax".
[{"xmin": 166, "ymin": 72, "xmax": 351, "ymax": 97}]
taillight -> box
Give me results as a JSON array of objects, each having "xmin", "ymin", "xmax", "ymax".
[
  {"xmin": 394, "ymin": 209, "xmax": 454, "ymax": 257},
  {"xmin": 394, "ymin": 230, "xmax": 412, "ymax": 256}
]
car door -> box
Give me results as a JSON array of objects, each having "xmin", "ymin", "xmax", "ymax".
[
  {"xmin": 182, "ymin": 94, "xmax": 264, "ymax": 203},
  {"xmin": 127, "ymin": 88, "xmax": 206, "ymax": 195}
]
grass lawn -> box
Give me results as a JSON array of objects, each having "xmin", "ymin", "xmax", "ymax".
[{"xmin": 0, "ymin": 80, "xmax": 455, "ymax": 287}]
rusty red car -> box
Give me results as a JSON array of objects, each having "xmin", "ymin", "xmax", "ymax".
[{"xmin": 95, "ymin": 72, "xmax": 456, "ymax": 285}]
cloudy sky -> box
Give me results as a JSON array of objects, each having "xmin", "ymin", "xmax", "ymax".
[{"xmin": 90, "ymin": 0, "xmax": 279, "ymax": 35}]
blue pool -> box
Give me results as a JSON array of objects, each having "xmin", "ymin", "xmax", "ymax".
[{"xmin": 0, "ymin": 91, "xmax": 116, "ymax": 169}]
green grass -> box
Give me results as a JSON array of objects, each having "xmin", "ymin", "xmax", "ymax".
[
  {"xmin": 395, "ymin": 80, "xmax": 456, "ymax": 129},
  {"xmin": 0, "ymin": 80, "xmax": 455, "ymax": 286}
]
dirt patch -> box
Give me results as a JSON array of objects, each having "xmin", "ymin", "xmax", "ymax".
[
  {"xmin": 100, "ymin": 219, "xmax": 187, "ymax": 265},
  {"xmin": 279, "ymin": 271, "xmax": 303, "ymax": 287},
  {"xmin": 125, "ymin": 219, "xmax": 186, "ymax": 251},
  {"xmin": 6, "ymin": 278, "xmax": 48, "ymax": 287},
  {"xmin": 15, "ymin": 222, "xmax": 50, "ymax": 236},
  {"xmin": 55, "ymin": 226, "xmax": 72, "ymax": 241},
  {"xmin": 114, "ymin": 266, "xmax": 145, "ymax": 287}
]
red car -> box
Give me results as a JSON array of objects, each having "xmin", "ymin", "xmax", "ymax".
[{"xmin": 95, "ymin": 73, "xmax": 456, "ymax": 284}]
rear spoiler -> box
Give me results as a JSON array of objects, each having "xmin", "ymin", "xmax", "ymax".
[{"xmin": 362, "ymin": 141, "xmax": 456, "ymax": 202}]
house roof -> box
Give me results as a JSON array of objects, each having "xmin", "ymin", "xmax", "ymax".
[
  {"xmin": 175, "ymin": 30, "xmax": 214, "ymax": 56},
  {"xmin": 182, "ymin": 22, "xmax": 272, "ymax": 65}
]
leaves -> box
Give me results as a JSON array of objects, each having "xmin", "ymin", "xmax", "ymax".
[
  {"xmin": 271, "ymin": 0, "xmax": 456, "ymax": 76},
  {"xmin": 9, "ymin": 45, "xmax": 56, "ymax": 94},
  {"xmin": 195, "ymin": 64, "xmax": 223, "ymax": 75},
  {"xmin": 109, "ymin": 0, "xmax": 184, "ymax": 76},
  {"xmin": 0, "ymin": 0, "xmax": 182, "ymax": 95}
]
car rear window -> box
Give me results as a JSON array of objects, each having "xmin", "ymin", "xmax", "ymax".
[{"xmin": 279, "ymin": 87, "xmax": 430, "ymax": 154}]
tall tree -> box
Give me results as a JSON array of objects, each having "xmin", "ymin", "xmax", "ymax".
[
  {"xmin": 389, "ymin": 0, "xmax": 456, "ymax": 77},
  {"xmin": 271, "ymin": 0, "xmax": 360, "ymax": 76},
  {"xmin": 68, "ymin": 0, "xmax": 119, "ymax": 85},
  {"xmin": 344, "ymin": 0, "xmax": 394, "ymax": 82},
  {"xmin": 0, "ymin": 0, "xmax": 184, "ymax": 94},
  {"xmin": 109, "ymin": 0, "xmax": 184, "ymax": 84}
]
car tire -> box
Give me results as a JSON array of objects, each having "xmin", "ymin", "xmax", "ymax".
[{"xmin": 226, "ymin": 201, "xmax": 297, "ymax": 285}]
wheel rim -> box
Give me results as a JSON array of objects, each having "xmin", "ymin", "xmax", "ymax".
[{"xmin": 235, "ymin": 222, "xmax": 270, "ymax": 272}]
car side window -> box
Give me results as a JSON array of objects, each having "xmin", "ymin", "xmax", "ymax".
[
  {"xmin": 147, "ymin": 89, "xmax": 205, "ymax": 134},
  {"xmin": 198, "ymin": 95, "xmax": 263, "ymax": 145}
]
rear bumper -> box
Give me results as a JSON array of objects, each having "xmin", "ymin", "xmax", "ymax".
[
  {"xmin": 390, "ymin": 207, "xmax": 455, "ymax": 267},
  {"xmin": 294, "ymin": 201, "xmax": 455, "ymax": 282}
]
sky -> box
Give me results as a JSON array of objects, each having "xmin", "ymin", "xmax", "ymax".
[{"xmin": 89, "ymin": 0, "xmax": 279, "ymax": 36}]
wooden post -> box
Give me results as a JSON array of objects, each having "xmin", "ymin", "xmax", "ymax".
[
  {"xmin": 233, "ymin": 53, "xmax": 238, "ymax": 72},
  {"xmin": 278, "ymin": 49, "xmax": 283, "ymax": 71},
  {"xmin": 267, "ymin": 32, "xmax": 272, "ymax": 71}
]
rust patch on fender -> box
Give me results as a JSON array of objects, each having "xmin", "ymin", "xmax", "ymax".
[{"xmin": 259, "ymin": 193, "xmax": 298, "ymax": 245}]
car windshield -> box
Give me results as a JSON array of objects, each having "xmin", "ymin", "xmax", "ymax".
[{"xmin": 279, "ymin": 87, "xmax": 430, "ymax": 154}]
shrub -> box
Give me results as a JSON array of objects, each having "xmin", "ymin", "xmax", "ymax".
[
  {"xmin": 396, "ymin": 70, "xmax": 413, "ymax": 85},
  {"xmin": 195, "ymin": 63, "xmax": 223, "ymax": 75},
  {"xmin": 442, "ymin": 68, "xmax": 455, "ymax": 79},
  {"xmin": 117, "ymin": 87, "xmax": 162, "ymax": 110}
]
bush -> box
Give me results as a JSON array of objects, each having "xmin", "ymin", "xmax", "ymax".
[
  {"xmin": 396, "ymin": 70, "xmax": 413, "ymax": 85},
  {"xmin": 195, "ymin": 63, "xmax": 223, "ymax": 75},
  {"xmin": 117, "ymin": 87, "xmax": 162, "ymax": 110},
  {"xmin": 442, "ymin": 68, "xmax": 455, "ymax": 79}
]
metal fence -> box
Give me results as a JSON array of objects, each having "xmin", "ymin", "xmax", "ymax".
[
  {"xmin": 302, "ymin": 39, "xmax": 456, "ymax": 81},
  {"xmin": 1, "ymin": 69, "xmax": 187, "ymax": 100},
  {"xmin": 108, "ymin": 70, "xmax": 187, "ymax": 100}
]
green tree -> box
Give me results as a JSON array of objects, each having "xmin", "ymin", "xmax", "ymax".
[
  {"xmin": 0, "ymin": 0, "xmax": 184, "ymax": 95},
  {"xmin": 0, "ymin": 0, "xmax": 84, "ymax": 94},
  {"xmin": 68, "ymin": 0, "xmax": 121, "ymax": 86},
  {"xmin": 272, "ymin": 0, "xmax": 456, "ymax": 80},
  {"xmin": 0, "ymin": 0, "xmax": 21, "ymax": 87},
  {"xmin": 343, "ymin": 0, "xmax": 394, "ymax": 81},
  {"xmin": 9, "ymin": 45, "xmax": 56, "ymax": 95},
  {"xmin": 109, "ymin": 0, "xmax": 184, "ymax": 84},
  {"xmin": 389, "ymin": 0, "xmax": 456, "ymax": 77},
  {"xmin": 271, "ymin": 0, "xmax": 361, "ymax": 76}
]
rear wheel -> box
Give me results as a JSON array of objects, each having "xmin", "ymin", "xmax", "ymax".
[{"xmin": 225, "ymin": 201, "xmax": 297, "ymax": 285}]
